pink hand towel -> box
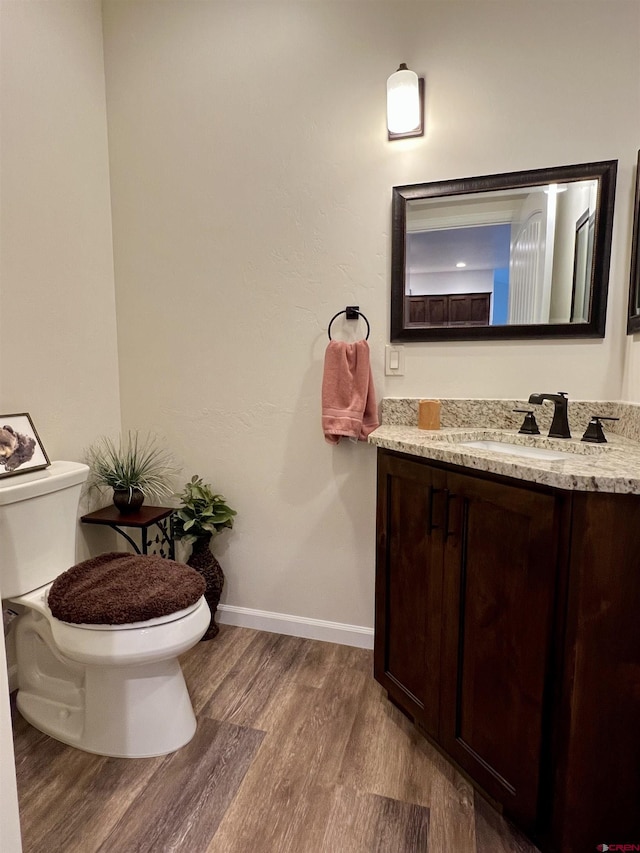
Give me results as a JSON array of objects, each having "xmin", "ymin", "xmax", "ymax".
[{"xmin": 322, "ymin": 340, "xmax": 379, "ymax": 444}]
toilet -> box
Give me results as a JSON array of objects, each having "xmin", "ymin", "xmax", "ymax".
[{"xmin": 1, "ymin": 460, "xmax": 210, "ymax": 758}]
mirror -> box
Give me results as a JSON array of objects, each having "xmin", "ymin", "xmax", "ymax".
[
  {"xmin": 391, "ymin": 161, "xmax": 617, "ymax": 342},
  {"xmin": 627, "ymin": 150, "xmax": 640, "ymax": 334}
]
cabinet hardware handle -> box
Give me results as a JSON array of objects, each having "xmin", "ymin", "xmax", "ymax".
[
  {"xmin": 427, "ymin": 486, "xmax": 443, "ymax": 534},
  {"xmin": 444, "ymin": 490, "xmax": 456, "ymax": 539}
]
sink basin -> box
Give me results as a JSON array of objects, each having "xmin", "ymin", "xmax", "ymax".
[{"xmin": 459, "ymin": 440, "xmax": 576, "ymax": 461}]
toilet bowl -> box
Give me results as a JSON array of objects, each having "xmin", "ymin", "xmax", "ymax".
[
  {"xmin": 10, "ymin": 584, "xmax": 210, "ymax": 757},
  {"xmin": 1, "ymin": 461, "xmax": 210, "ymax": 758}
]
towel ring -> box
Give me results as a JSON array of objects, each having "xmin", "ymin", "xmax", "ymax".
[{"xmin": 327, "ymin": 306, "xmax": 370, "ymax": 341}]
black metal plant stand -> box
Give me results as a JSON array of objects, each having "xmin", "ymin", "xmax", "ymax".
[{"xmin": 80, "ymin": 505, "xmax": 176, "ymax": 559}]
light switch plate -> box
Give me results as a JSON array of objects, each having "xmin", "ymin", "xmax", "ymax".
[{"xmin": 385, "ymin": 344, "xmax": 405, "ymax": 376}]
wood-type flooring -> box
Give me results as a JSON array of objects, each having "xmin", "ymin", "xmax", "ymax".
[{"xmin": 12, "ymin": 626, "xmax": 541, "ymax": 853}]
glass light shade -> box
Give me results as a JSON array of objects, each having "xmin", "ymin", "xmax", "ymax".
[{"xmin": 387, "ymin": 64, "xmax": 421, "ymax": 135}]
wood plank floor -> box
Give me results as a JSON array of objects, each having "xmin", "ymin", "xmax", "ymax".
[{"xmin": 11, "ymin": 626, "xmax": 541, "ymax": 853}]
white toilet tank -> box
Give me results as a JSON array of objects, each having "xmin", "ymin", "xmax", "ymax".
[{"xmin": 0, "ymin": 461, "xmax": 89, "ymax": 599}]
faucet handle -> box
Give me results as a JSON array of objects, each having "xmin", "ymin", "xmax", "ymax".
[
  {"xmin": 513, "ymin": 409, "xmax": 540, "ymax": 435},
  {"xmin": 581, "ymin": 415, "xmax": 619, "ymax": 444}
]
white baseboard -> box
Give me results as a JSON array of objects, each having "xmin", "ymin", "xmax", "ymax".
[{"xmin": 217, "ymin": 604, "xmax": 374, "ymax": 649}]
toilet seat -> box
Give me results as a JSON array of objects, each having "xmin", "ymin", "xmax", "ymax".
[
  {"xmin": 12, "ymin": 584, "xmax": 201, "ymax": 630},
  {"xmin": 11, "ymin": 582, "xmax": 210, "ymax": 667},
  {"xmin": 62, "ymin": 600, "xmax": 201, "ymax": 631}
]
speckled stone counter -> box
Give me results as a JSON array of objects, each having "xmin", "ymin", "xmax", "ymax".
[{"xmin": 369, "ymin": 399, "xmax": 640, "ymax": 494}]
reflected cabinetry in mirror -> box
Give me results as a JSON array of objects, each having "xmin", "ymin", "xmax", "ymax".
[{"xmin": 391, "ymin": 161, "xmax": 617, "ymax": 342}]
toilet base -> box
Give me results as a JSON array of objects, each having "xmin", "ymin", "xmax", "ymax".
[
  {"xmin": 17, "ymin": 658, "xmax": 198, "ymax": 758},
  {"xmin": 13, "ymin": 604, "xmax": 207, "ymax": 758}
]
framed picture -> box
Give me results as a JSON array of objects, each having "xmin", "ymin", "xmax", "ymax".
[{"xmin": 0, "ymin": 413, "xmax": 50, "ymax": 478}]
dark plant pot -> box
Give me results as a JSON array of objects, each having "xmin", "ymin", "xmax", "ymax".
[
  {"xmin": 187, "ymin": 534, "xmax": 223, "ymax": 640},
  {"xmin": 113, "ymin": 488, "xmax": 145, "ymax": 515}
]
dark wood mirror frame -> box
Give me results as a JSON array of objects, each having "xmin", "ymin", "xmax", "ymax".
[
  {"xmin": 391, "ymin": 160, "xmax": 618, "ymax": 343},
  {"xmin": 627, "ymin": 151, "xmax": 640, "ymax": 334}
]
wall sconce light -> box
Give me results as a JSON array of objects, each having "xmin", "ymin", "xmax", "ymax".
[{"xmin": 387, "ymin": 63, "xmax": 424, "ymax": 140}]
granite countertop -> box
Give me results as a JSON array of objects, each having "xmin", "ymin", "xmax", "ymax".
[{"xmin": 368, "ymin": 425, "xmax": 640, "ymax": 494}]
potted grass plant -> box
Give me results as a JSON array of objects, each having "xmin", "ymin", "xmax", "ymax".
[
  {"xmin": 85, "ymin": 431, "xmax": 178, "ymax": 514},
  {"xmin": 173, "ymin": 475, "xmax": 237, "ymax": 639}
]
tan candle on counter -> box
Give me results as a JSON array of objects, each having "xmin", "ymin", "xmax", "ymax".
[{"xmin": 418, "ymin": 399, "xmax": 441, "ymax": 430}]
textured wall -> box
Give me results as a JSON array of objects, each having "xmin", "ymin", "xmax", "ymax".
[
  {"xmin": 0, "ymin": 0, "xmax": 121, "ymax": 463},
  {"xmin": 0, "ymin": 2, "xmax": 122, "ymax": 845},
  {"xmin": 102, "ymin": 0, "xmax": 639, "ymax": 629}
]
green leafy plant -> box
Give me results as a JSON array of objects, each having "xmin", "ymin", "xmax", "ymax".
[
  {"xmin": 173, "ymin": 475, "xmax": 237, "ymax": 543},
  {"xmin": 85, "ymin": 431, "xmax": 178, "ymax": 501}
]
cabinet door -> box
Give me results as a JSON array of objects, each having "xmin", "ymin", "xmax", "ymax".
[
  {"xmin": 448, "ymin": 293, "xmax": 491, "ymax": 326},
  {"xmin": 424, "ymin": 295, "xmax": 448, "ymax": 326},
  {"xmin": 374, "ymin": 452, "xmax": 446, "ymax": 737},
  {"xmin": 407, "ymin": 296, "xmax": 427, "ymax": 324},
  {"xmin": 439, "ymin": 472, "xmax": 560, "ymax": 830}
]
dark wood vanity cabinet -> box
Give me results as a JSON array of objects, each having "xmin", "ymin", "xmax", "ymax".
[{"xmin": 374, "ymin": 449, "xmax": 640, "ymax": 853}]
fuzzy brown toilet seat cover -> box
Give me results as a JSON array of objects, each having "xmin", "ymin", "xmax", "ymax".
[{"xmin": 48, "ymin": 552, "xmax": 206, "ymax": 625}]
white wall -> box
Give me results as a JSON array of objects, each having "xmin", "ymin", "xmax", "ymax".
[
  {"xmin": 0, "ymin": 0, "xmax": 121, "ymax": 463},
  {"xmin": 0, "ymin": 3, "xmax": 121, "ymax": 844},
  {"xmin": 409, "ymin": 270, "xmax": 495, "ymax": 295},
  {"xmin": 102, "ymin": 0, "xmax": 640, "ymax": 632},
  {"xmin": 623, "ymin": 336, "xmax": 640, "ymax": 402}
]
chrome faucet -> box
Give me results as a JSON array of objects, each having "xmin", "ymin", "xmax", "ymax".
[{"xmin": 527, "ymin": 391, "xmax": 571, "ymax": 438}]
